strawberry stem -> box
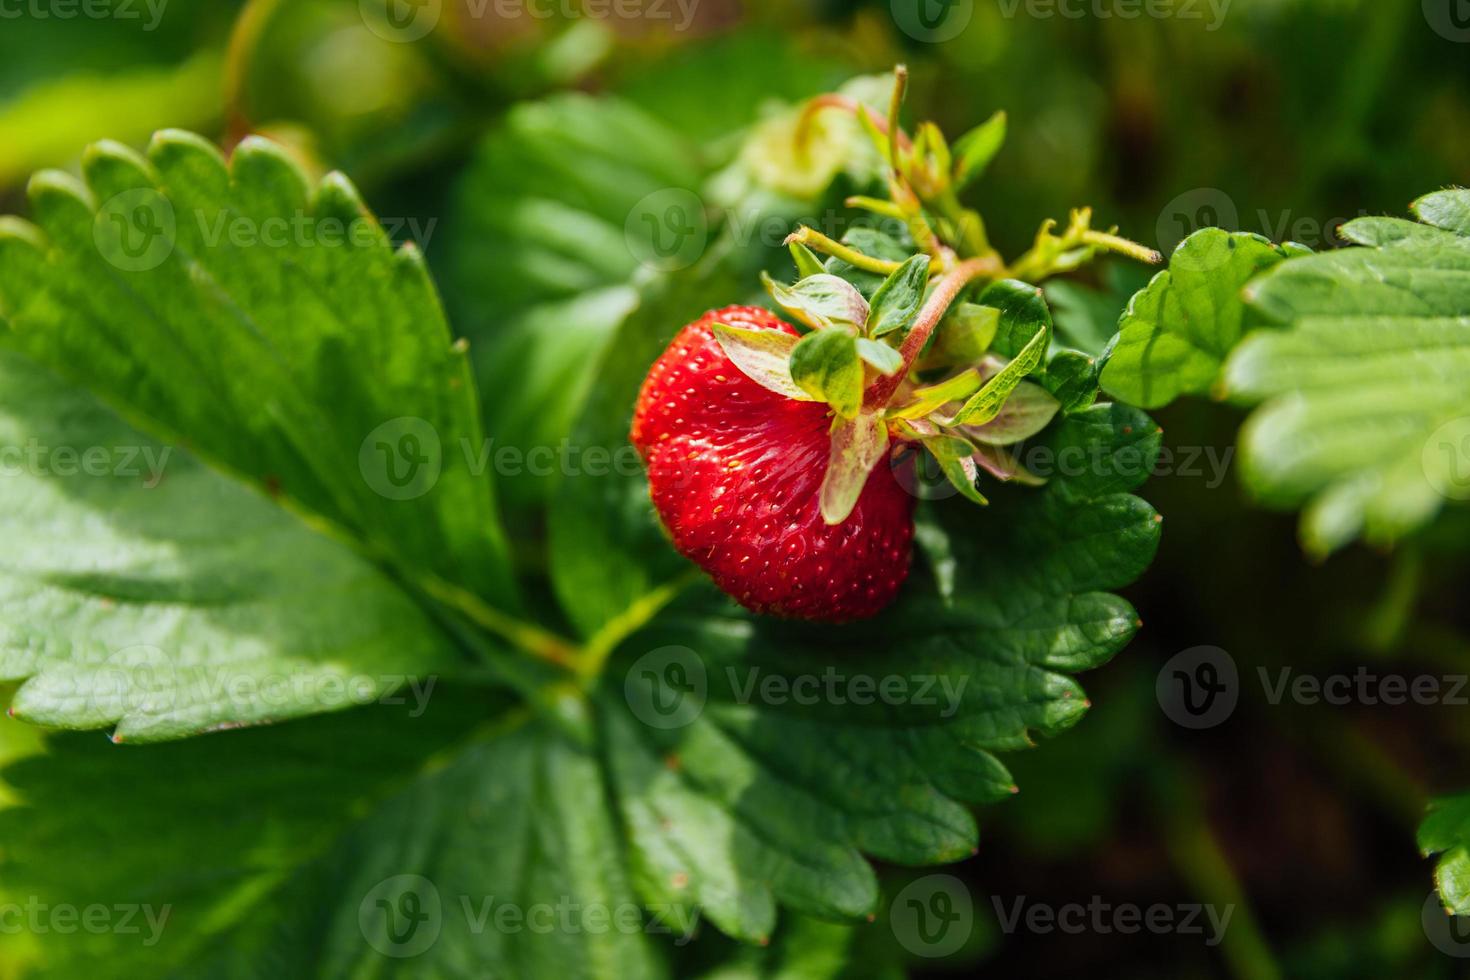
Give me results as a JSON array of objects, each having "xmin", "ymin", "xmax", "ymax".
[{"xmin": 864, "ymin": 255, "xmax": 1002, "ymax": 409}]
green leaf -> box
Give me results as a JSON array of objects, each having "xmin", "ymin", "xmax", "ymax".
[
  {"xmin": 0, "ymin": 52, "xmax": 223, "ymax": 187},
  {"xmin": 443, "ymin": 94, "xmax": 707, "ymax": 517},
  {"xmin": 550, "ymin": 265, "xmax": 748, "ymax": 638},
  {"xmin": 0, "ymin": 696, "xmax": 667, "ymax": 978},
  {"xmin": 855, "ymin": 337, "xmax": 904, "ymax": 376},
  {"xmin": 949, "ymin": 325, "xmax": 1050, "ymax": 426},
  {"xmin": 867, "ymin": 254, "xmax": 931, "ymax": 338},
  {"xmin": 922, "ymin": 302, "xmax": 999, "ymax": 370},
  {"xmin": 951, "ymin": 110, "xmax": 1006, "ymax": 190},
  {"xmin": 603, "ymin": 402, "xmax": 1161, "ymax": 943},
  {"xmin": 978, "ymin": 278, "xmax": 1053, "ymax": 361},
  {"xmin": 0, "ymin": 352, "xmax": 457, "ymax": 742},
  {"xmin": 1224, "ymin": 188, "xmax": 1470, "ymax": 555},
  {"xmin": 1421, "ymin": 794, "xmax": 1470, "ymax": 915},
  {"xmin": 791, "ymin": 329, "xmax": 864, "ymax": 418},
  {"xmin": 764, "ymin": 273, "xmax": 870, "ymax": 333},
  {"xmin": 1042, "ymin": 348, "xmax": 1102, "ymax": 415},
  {"xmin": 819, "ymin": 412, "xmax": 890, "ymax": 524},
  {"xmin": 712, "ymin": 323, "xmax": 814, "ymax": 401},
  {"xmin": 0, "ymin": 131, "xmax": 516, "ymax": 607},
  {"xmin": 1100, "ymin": 229, "xmax": 1291, "ymax": 409}
]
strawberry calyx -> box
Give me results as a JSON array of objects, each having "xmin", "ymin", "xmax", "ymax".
[{"xmin": 714, "ymin": 65, "xmax": 1163, "ymax": 524}]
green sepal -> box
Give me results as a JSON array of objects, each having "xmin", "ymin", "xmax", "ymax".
[
  {"xmin": 763, "ymin": 271, "xmax": 870, "ymax": 332},
  {"xmin": 855, "ymin": 337, "xmax": 904, "ymax": 376},
  {"xmin": 820, "ymin": 411, "xmax": 890, "ymax": 524},
  {"xmin": 790, "ymin": 328, "xmax": 864, "ymax": 418},
  {"xmin": 711, "ymin": 322, "xmax": 815, "ymax": 401},
  {"xmin": 867, "ymin": 253, "xmax": 932, "ymax": 338},
  {"xmin": 888, "ymin": 368, "xmax": 984, "ymax": 420},
  {"xmin": 949, "ymin": 323, "xmax": 1050, "ymax": 425}
]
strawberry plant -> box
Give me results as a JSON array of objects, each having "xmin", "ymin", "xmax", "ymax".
[{"xmin": 1, "ymin": 7, "xmax": 1469, "ymax": 976}]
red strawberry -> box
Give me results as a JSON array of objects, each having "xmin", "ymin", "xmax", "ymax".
[{"xmin": 631, "ymin": 306, "xmax": 914, "ymax": 622}]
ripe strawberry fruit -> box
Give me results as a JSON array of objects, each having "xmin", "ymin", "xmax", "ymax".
[{"xmin": 632, "ymin": 306, "xmax": 914, "ymax": 622}]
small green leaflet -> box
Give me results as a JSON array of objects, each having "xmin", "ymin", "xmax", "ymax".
[
  {"xmin": 1225, "ymin": 188, "xmax": 1470, "ymax": 555},
  {"xmin": 1421, "ymin": 794, "xmax": 1470, "ymax": 915},
  {"xmin": 951, "ymin": 110, "xmax": 1006, "ymax": 190},
  {"xmin": 1100, "ymin": 229, "xmax": 1296, "ymax": 409},
  {"xmin": 867, "ymin": 254, "xmax": 931, "ymax": 337},
  {"xmin": 820, "ymin": 411, "xmax": 890, "ymax": 523},
  {"xmin": 791, "ymin": 329, "xmax": 865, "ymax": 418},
  {"xmin": 712, "ymin": 322, "xmax": 815, "ymax": 401}
]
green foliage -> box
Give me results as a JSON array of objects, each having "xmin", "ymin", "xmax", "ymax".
[
  {"xmin": 1100, "ymin": 229, "xmax": 1295, "ymax": 409},
  {"xmin": 1420, "ymin": 795, "xmax": 1470, "ymax": 916},
  {"xmin": 1226, "ymin": 189, "xmax": 1470, "ymax": 555}
]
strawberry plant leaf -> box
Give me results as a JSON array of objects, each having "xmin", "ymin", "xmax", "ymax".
[
  {"xmin": 1100, "ymin": 229, "xmax": 1292, "ymax": 409},
  {"xmin": 443, "ymin": 94, "xmax": 707, "ymax": 517},
  {"xmin": 0, "ymin": 131, "xmax": 516, "ymax": 606},
  {"xmin": 600, "ymin": 402, "xmax": 1160, "ymax": 943},
  {"xmin": 980, "ymin": 279, "xmax": 1053, "ymax": 362},
  {"xmin": 1224, "ymin": 188, "xmax": 1470, "ymax": 554},
  {"xmin": 0, "ymin": 694, "xmax": 668, "ymax": 978},
  {"xmin": 791, "ymin": 329, "xmax": 864, "ymax": 418},
  {"xmin": 1041, "ymin": 348, "xmax": 1102, "ymax": 415},
  {"xmin": 1421, "ymin": 794, "xmax": 1470, "ymax": 915},
  {"xmin": 0, "ymin": 352, "xmax": 458, "ymax": 742}
]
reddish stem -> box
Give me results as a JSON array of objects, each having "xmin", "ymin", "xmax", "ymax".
[
  {"xmin": 864, "ymin": 256, "xmax": 1001, "ymax": 409},
  {"xmin": 797, "ymin": 95, "xmax": 914, "ymax": 155}
]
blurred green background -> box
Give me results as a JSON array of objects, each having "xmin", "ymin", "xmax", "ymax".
[{"xmin": 2, "ymin": 0, "xmax": 1468, "ymax": 976}]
